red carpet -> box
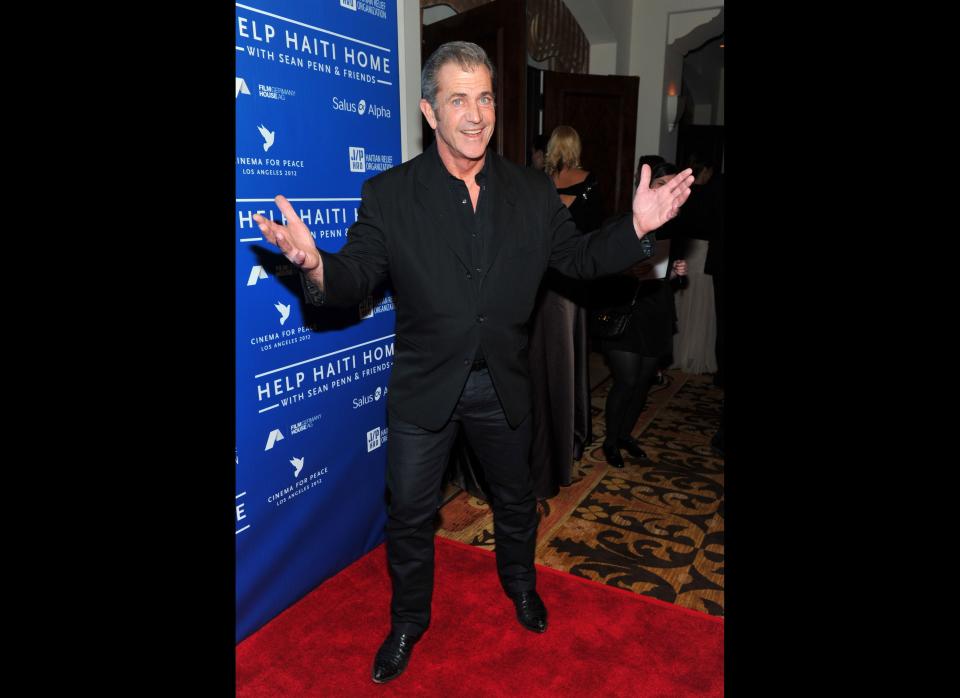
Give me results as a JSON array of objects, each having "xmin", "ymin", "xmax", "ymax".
[{"xmin": 237, "ymin": 537, "xmax": 723, "ymax": 696}]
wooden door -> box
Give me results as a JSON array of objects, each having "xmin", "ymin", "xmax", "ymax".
[{"xmin": 541, "ymin": 71, "xmax": 640, "ymax": 217}]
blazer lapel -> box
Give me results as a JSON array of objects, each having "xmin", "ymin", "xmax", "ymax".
[
  {"xmin": 483, "ymin": 151, "xmax": 517, "ymax": 274},
  {"xmin": 415, "ymin": 143, "xmax": 471, "ymax": 272}
]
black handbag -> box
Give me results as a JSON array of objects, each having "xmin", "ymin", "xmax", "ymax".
[{"xmin": 592, "ymin": 283, "xmax": 641, "ymax": 340}]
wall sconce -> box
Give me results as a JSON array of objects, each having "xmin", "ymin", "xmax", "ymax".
[{"xmin": 665, "ymin": 94, "xmax": 678, "ymax": 133}]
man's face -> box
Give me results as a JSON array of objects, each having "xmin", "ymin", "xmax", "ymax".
[{"xmin": 420, "ymin": 62, "xmax": 495, "ymax": 168}]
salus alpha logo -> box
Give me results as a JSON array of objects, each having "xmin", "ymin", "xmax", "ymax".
[
  {"xmin": 265, "ymin": 428, "xmax": 284, "ymax": 451},
  {"xmin": 247, "ymin": 265, "xmax": 268, "ymax": 286},
  {"xmin": 333, "ymin": 96, "xmax": 391, "ymax": 120},
  {"xmin": 258, "ymin": 124, "xmax": 275, "ymax": 152},
  {"xmin": 236, "ymin": 77, "xmax": 251, "ymax": 98},
  {"xmin": 349, "ymin": 147, "xmax": 365, "ymax": 173},
  {"xmin": 289, "ymin": 456, "xmax": 304, "ymax": 478},
  {"xmin": 364, "ymin": 102, "xmax": 391, "ymax": 120},
  {"xmin": 340, "ymin": 0, "xmax": 357, "ymax": 9},
  {"xmin": 353, "ymin": 385, "xmax": 387, "ymax": 410},
  {"xmin": 333, "ymin": 96, "xmax": 365, "ymax": 115},
  {"xmin": 274, "ymin": 301, "xmax": 291, "ymax": 325}
]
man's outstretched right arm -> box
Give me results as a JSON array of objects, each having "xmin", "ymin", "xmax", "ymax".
[
  {"xmin": 253, "ymin": 194, "xmax": 327, "ymax": 301},
  {"xmin": 253, "ymin": 185, "xmax": 389, "ymax": 306}
]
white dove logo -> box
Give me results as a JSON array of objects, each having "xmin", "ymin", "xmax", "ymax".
[
  {"xmin": 275, "ymin": 302, "xmax": 291, "ymax": 325},
  {"xmin": 290, "ymin": 456, "xmax": 304, "ymax": 477},
  {"xmin": 257, "ymin": 124, "xmax": 275, "ymax": 152}
]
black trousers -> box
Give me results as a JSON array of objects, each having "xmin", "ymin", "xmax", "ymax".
[
  {"xmin": 602, "ymin": 350, "xmax": 660, "ymax": 444},
  {"xmin": 385, "ymin": 368, "xmax": 537, "ymax": 636}
]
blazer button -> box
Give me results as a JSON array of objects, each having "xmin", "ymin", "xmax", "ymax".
[
  {"xmin": 463, "ymin": 359, "xmax": 471, "ymax": 366},
  {"xmin": 466, "ymin": 272, "xmax": 472, "ymax": 280},
  {"xmin": 476, "ymin": 314, "xmax": 486, "ymax": 323}
]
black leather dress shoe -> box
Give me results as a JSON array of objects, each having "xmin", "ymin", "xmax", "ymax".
[
  {"xmin": 617, "ymin": 437, "xmax": 648, "ymax": 460},
  {"xmin": 371, "ymin": 631, "xmax": 420, "ymax": 684},
  {"xmin": 509, "ymin": 590, "xmax": 548, "ymax": 633},
  {"xmin": 602, "ymin": 442, "xmax": 624, "ymax": 468}
]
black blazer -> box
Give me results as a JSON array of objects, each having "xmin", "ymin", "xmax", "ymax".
[{"xmin": 316, "ymin": 143, "xmax": 653, "ymax": 430}]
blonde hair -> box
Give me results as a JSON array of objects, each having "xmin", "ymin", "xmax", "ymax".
[{"xmin": 544, "ymin": 125, "xmax": 581, "ymax": 176}]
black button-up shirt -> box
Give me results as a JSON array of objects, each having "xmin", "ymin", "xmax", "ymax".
[{"xmin": 442, "ymin": 155, "xmax": 492, "ymax": 362}]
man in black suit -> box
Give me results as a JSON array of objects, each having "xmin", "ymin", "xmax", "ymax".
[{"xmin": 253, "ymin": 41, "xmax": 693, "ymax": 684}]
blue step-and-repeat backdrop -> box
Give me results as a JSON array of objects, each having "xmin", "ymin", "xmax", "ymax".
[{"xmin": 235, "ymin": 0, "xmax": 400, "ymax": 642}]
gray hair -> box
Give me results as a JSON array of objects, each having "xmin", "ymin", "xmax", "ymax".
[{"xmin": 420, "ymin": 41, "xmax": 496, "ymax": 111}]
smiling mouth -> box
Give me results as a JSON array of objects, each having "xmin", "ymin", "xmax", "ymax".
[{"xmin": 462, "ymin": 129, "xmax": 484, "ymax": 137}]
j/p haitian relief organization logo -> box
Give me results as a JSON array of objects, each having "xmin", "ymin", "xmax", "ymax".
[
  {"xmin": 359, "ymin": 295, "xmax": 374, "ymax": 319},
  {"xmin": 274, "ymin": 301, "xmax": 291, "ymax": 325},
  {"xmin": 258, "ymin": 124, "xmax": 276, "ymax": 152},
  {"xmin": 236, "ymin": 77, "xmax": 251, "ymax": 98},
  {"xmin": 247, "ymin": 265, "xmax": 268, "ymax": 286},
  {"xmin": 349, "ymin": 147, "xmax": 365, "ymax": 173},
  {"xmin": 265, "ymin": 428, "xmax": 284, "ymax": 451},
  {"xmin": 340, "ymin": 0, "xmax": 387, "ymax": 19},
  {"xmin": 349, "ymin": 146, "xmax": 393, "ymax": 173},
  {"xmin": 366, "ymin": 426, "xmax": 388, "ymax": 452},
  {"xmin": 289, "ymin": 456, "xmax": 305, "ymax": 478},
  {"xmin": 360, "ymin": 293, "xmax": 396, "ymax": 319}
]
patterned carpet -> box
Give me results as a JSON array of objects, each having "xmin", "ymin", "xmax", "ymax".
[{"xmin": 436, "ymin": 364, "xmax": 725, "ymax": 617}]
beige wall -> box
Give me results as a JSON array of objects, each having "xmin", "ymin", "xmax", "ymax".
[
  {"xmin": 397, "ymin": 0, "xmax": 423, "ymax": 162},
  {"xmin": 396, "ymin": 0, "xmax": 724, "ymax": 166}
]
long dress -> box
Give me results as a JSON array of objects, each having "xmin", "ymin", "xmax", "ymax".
[
  {"xmin": 527, "ymin": 174, "xmax": 601, "ymax": 500},
  {"xmin": 670, "ymin": 237, "xmax": 717, "ymax": 374}
]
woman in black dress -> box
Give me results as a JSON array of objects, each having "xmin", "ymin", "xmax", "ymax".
[
  {"xmin": 595, "ymin": 162, "xmax": 688, "ymax": 467},
  {"xmin": 527, "ymin": 125, "xmax": 603, "ymax": 499}
]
